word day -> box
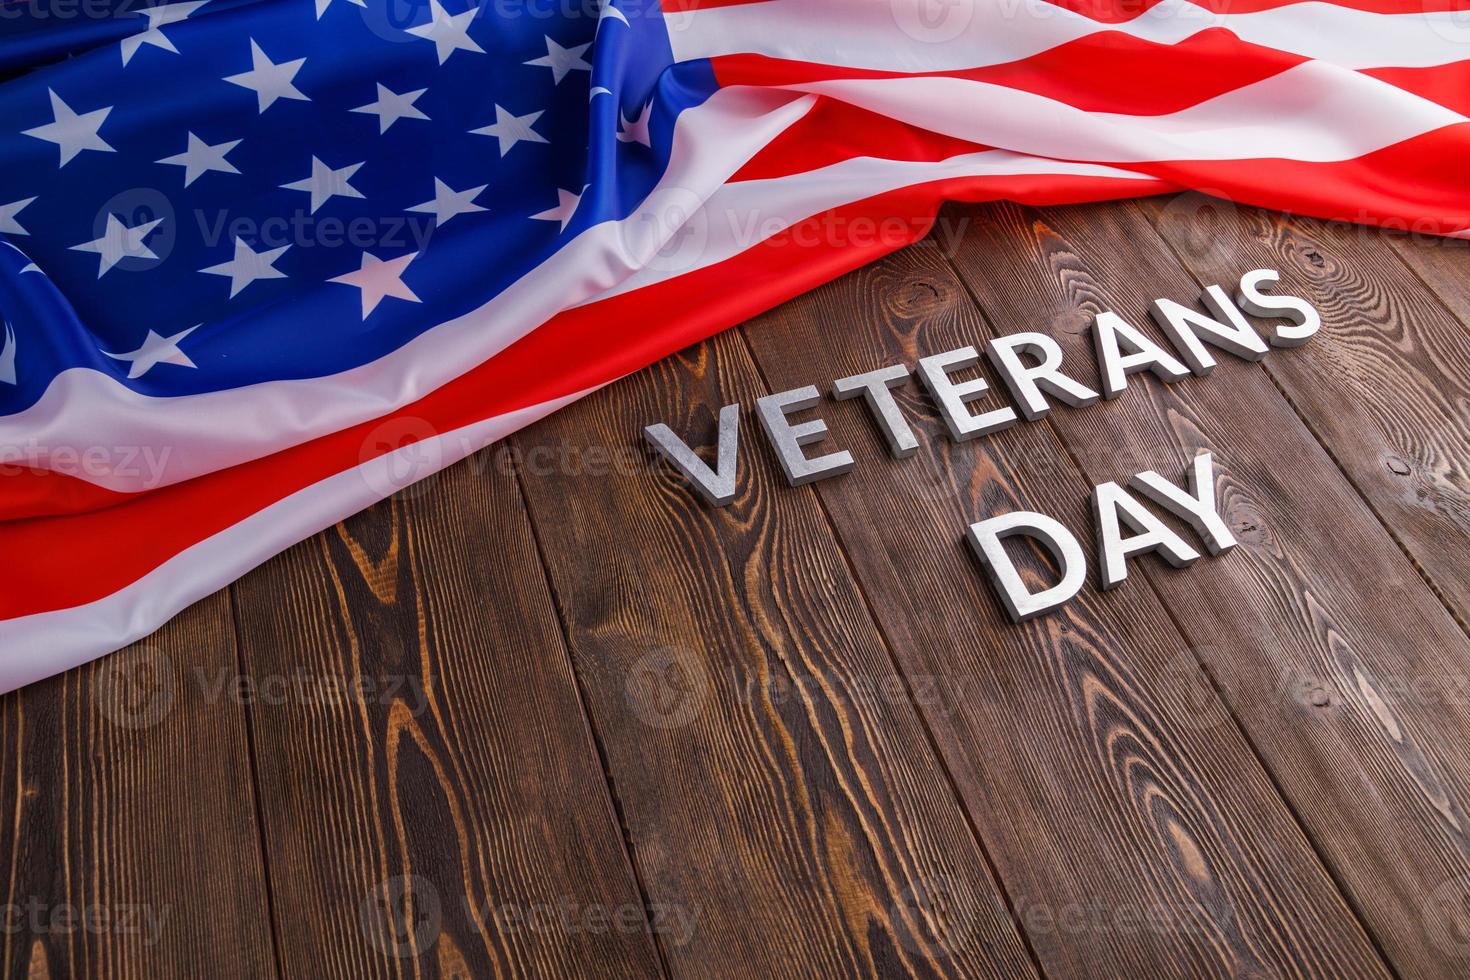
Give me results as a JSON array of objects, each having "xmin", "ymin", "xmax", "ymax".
[{"xmin": 643, "ymin": 269, "xmax": 1318, "ymax": 621}]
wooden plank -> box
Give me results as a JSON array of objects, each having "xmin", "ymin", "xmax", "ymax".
[
  {"xmin": 739, "ymin": 240, "xmax": 1390, "ymax": 979},
  {"xmin": 229, "ymin": 457, "xmax": 663, "ymax": 978},
  {"xmin": 1385, "ymin": 232, "xmax": 1470, "ymax": 332},
  {"xmin": 944, "ymin": 199, "xmax": 1470, "ymax": 978},
  {"xmin": 514, "ymin": 331, "xmax": 1039, "ymax": 979},
  {"xmin": 0, "ymin": 592, "xmax": 277, "ymax": 980},
  {"xmin": 1142, "ymin": 196, "xmax": 1470, "ymax": 624}
]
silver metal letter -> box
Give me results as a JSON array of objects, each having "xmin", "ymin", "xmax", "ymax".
[
  {"xmin": 1148, "ymin": 287, "xmax": 1269, "ymax": 377},
  {"xmin": 832, "ymin": 364, "xmax": 919, "ymax": 459},
  {"xmin": 967, "ymin": 511, "xmax": 1087, "ymax": 623},
  {"xmin": 985, "ymin": 331, "xmax": 1099, "ymax": 422},
  {"xmin": 1236, "ymin": 268, "xmax": 1320, "ymax": 348},
  {"xmin": 916, "ymin": 346, "xmax": 1018, "ymax": 442},
  {"xmin": 1128, "ymin": 451, "xmax": 1236, "ymax": 556},
  {"xmin": 643, "ymin": 403, "xmax": 741, "ymax": 507},
  {"xmin": 1091, "ymin": 311, "xmax": 1191, "ymax": 400},
  {"xmin": 1092, "ymin": 481, "xmax": 1200, "ymax": 590},
  {"xmin": 755, "ymin": 385, "xmax": 855, "ymax": 487}
]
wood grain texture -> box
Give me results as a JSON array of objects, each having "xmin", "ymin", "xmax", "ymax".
[
  {"xmin": 8, "ymin": 198, "xmax": 1470, "ymax": 980},
  {"xmin": 944, "ymin": 199, "xmax": 1470, "ymax": 978},
  {"xmin": 1386, "ymin": 232, "xmax": 1470, "ymax": 332},
  {"xmin": 228, "ymin": 456, "xmax": 663, "ymax": 979},
  {"xmin": 1142, "ymin": 196, "xmax": 1470, "ymax": 626},
  {"xmin": 0, "ymin": 591, "xmax": 276, "ymax": 980},
  {"xmin": 513, "ymin": 329, "xmax": 1038, "ymax": 979},
  {"xmin": 739, "ymin": 238, "xmax": 1390, "ymax": 979}
]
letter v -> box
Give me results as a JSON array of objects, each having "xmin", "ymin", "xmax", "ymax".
[{"xmin": 644, "ymin": 403, "xmax": 740, "ymax": 506}]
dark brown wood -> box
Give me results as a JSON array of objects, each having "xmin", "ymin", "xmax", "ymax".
[
  {"xmin": 1141, "ymin": 196, "xmax": 1470, "ymax": 626},
  {"xmin": 10, "ymin": 198, "xmax": 1470, "ymax": 980},
  {"xmin": 1386, "ymin": 232, "xmax": 1470, "ymax": 332},
  {"xmin": 227, "ymin": 457, "xmax": 663, "ymax": 978},
  {"xmin": 739, "ymin": 238, "xmax": 1390, "ymax": 979},
  {"xmin": 943, "ymin": 199, "xmax": 1470, "ymax": 978},
  {"xmin": 0, "ymin": 592, "xmax": 276, "ymax": 980},
  {"xmin": 513, "ymin": 330, "xmax": 1038, "ymax": 979}
]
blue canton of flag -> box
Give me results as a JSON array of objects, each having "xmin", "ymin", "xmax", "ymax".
[{"xmin": 0, "ymin": 0, "xmax": 713, "ymax": 408}]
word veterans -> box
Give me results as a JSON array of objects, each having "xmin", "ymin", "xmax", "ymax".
[{"xmin": 644, "ymin": 269, "xmax": 1318, "ymax": 622}]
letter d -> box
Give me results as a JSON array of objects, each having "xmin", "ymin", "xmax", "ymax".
[{"xmin": 967, "ymin": 511, "xmax": 1086, "ymax": 623}]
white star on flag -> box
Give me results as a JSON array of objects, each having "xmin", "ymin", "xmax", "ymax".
[
  {"xmin": 407, "ymin": 178, "xmax": 487, "ymax": 227},
  {"xmin": 524, "ymin": 36, "xmax": 591, "ymax": 84},
  {"xmin": 21, "ymin": 89, "xmax": 115, "ymax": 168},
  {"xmin": 200, "ymin": 238, "xmax": 290, "ymax": 297},
  {"xmin": 224, "ymin": 40, "xmax": 309, "ymax": 113},
  {"xmin": 330, "ymin": 251, "xmax": 422, "ymax": 318},
  {"xmin": 352, "ymin": 84, "xmax": 430, "ymax": 133},
  {"xmin": 531, "ymin": 187, "xmax": 583, "ymax": 231},
  {"xmin": 0, "ymin": 198, "xmax": 36, "ymax": 236},
  {"xmin": 281, "ymin": 156, "xmax": 365, "ymax": 213},
  {"xmin": 470, "ymin": 104, "xmax": 547, "ymax": 156},
  {"xmin": 103, "ymin": 325, "xmax": 200, "ymax": 379},
  {"xmin": 405, "ymin": 0, "xmax": 484, "ymax": 64},
  {"xmin": 616, "ymin": 101, "xmax": 653, "ymax": 146},
  {"xmin": 70, "ymin": 213, "xmax": 166, "ymax": 278},
  {"xmin": 157, "ymin": 132, "xmax": 241, "ymax": 186},
  {"xmin": 121, "ymin": 0, "xmax": 210, "ymax": 65}
]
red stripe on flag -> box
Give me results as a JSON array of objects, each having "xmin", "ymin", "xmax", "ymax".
[{"xmin": 712, "ymin": 30, "xmax": 1306, "ymax": 117}]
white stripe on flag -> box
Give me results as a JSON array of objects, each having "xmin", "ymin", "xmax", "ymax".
[
  {"xmin": 665, "ymin": 0, "xmax": 1470, "ymax": 71},
  {"xmin": 782, "ymin": 61, "xmax": 1465, "ymax": 163}
]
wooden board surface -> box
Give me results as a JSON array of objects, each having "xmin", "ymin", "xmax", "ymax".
[{"xmin": 3, "ymin": 199, "xmax": 1467, "ymax": 979}]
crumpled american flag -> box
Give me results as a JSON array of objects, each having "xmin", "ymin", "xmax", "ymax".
[{"xmin": 0, "ymin": 0, "xmax": 1466, "ymax": 690}]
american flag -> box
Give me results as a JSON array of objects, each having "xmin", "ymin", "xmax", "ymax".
[{"xmin": 0, "ymin": 0, "xmax": 1465, "ymax": 690}]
